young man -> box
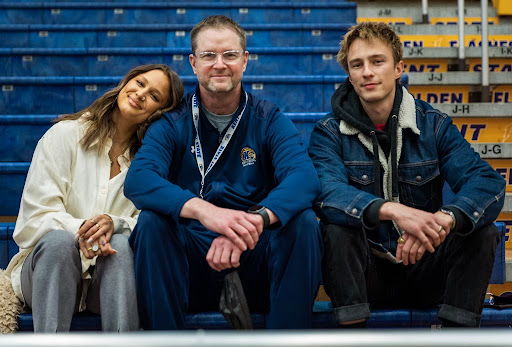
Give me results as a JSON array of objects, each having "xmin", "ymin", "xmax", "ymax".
[
  {"xmin": 308, "ymin": 22, "xmax": 505, "ymax": 328},
  {"xmin": 124, "ymin": 15, "xmax": 322, "ymax": 330}
]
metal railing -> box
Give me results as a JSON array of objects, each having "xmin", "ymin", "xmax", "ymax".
[
  {"xmin": 2, "ymin": 330, "xmax": 512, "ymax": 347},
  {"xmin": 420, "ymin": 0, "xmax": 491, "ymax": 101}
]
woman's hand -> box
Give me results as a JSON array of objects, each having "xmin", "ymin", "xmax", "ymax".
[
  {"xmin": 76, "ymin": 214, "xmax": 114, "ymax": 244},
  {"xmin": 75, "ymin": 214, "xmax": 117, "ymax": 258},
  {"xmin": 77, "ymin": 234, "xmax": 117, "ymax": 259}
]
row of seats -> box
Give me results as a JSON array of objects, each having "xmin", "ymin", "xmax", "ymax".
[
  {"xmin": 13, "ymin": 299, "xmax": 512, "ymax": 330},
  {"xmin": 4, "ymin": 47, "xmax": 512, "ymax": 77},
  {"xmin": 0, "ymin": 2, "xmax": 356, "ymax": 25},
  {"xmin": 3, "ymin": 46, "xmax": 512, "ymax": 77},
  {"xmin": 0, "ymin": 113, "xmax": 324, "ymax": 162},
  {"xmin": 0, "ymin": 221, "xmax": 507, "ymax": 330},
  {"xmin": 0, "ymin": 74, "xmax": 370, "ymax": 114},
  {"xmin": 0, "ymin": 23, "xmax": 351, "ymax": 48},
  {"xmin": 0, "ymin": 47, "xmax": 344, "ymax": 76}
]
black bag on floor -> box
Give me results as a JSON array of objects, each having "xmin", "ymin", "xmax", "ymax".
[{"xmin": 219, "ymin": 270, "xmax": 253, "ymax": 330}]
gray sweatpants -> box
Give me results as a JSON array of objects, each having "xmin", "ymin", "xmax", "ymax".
[{"xmin": 21, "ymin": 230, "xmax": 139, "ymax": 332}]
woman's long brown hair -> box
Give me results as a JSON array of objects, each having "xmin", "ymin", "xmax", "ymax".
[{"xmin": 56, "ymin": 64, "xmax": 184, "ymax": 158}]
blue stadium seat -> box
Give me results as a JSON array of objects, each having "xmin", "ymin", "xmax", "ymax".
[
  {"xmin": 245, "ymin": 47, "xmax": 341, "ymax": 76},
  {"xmin": 0, "ymin": 223, "xmax": 15, "ymax": 269},
  {"xmin": 17, "ymin": 311, "xmax": 266, "ymax": 331},
  {"xmin": 88, "ymin": 47, "xmax": 166, "ymax": 76},
  {"xmin": 0, "ymin": 48, "xmax": 13, "ymax": 75},
  {"xmin": 0, "ymin": 115, "xmax": 54, "ymax": 162},
  {"xmin": 0, "ymin": 25, "xmax": 30, "ymax": 49},
  {"xmin": 11, "ymin": 48, "xmax": 88, "ymax": 77},
  {"xmin": 28, "ymin": 24, "xmax": 97, "ymax": 49},
  {"xmin": 0, "ymin": 76, "xmax": 75, "ymax": 114},
  {"xmin": 0, "ymin": 3, "xmax": 42, "ymax": 25},
  {"xmin": 96, "ymin": 25, "xmax": 169, "ymax": 48},
  {"xmin": 0, "ymin": 163, "xmax": 29, "ymax": 216}
]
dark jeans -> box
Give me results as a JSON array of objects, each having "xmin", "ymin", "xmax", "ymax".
[{"xmin": 321, "ymin": 223, "xmax": 499, "ymax": 327}]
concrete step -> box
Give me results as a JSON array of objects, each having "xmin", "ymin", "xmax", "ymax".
[
  {"xmin": 408, "ymin": 71, "xmax": 512, "ymax": 85},
  {"xmin": 357, "ymin": 0, "xmax": 497, "ymax": 22}
]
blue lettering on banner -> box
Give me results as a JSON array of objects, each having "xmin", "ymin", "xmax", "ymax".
[
  {"xmin": 472, "ymin": 64, "xmax": 512, "ymax": 72},
  {"xmin": 456, "ymin": 124, "xmax": 486, "ymax": 141},
  {"xmin": 402, "ymin": 41, "xmax": 424, "ymax": 48},
  {"xmin": 451, "ymin": 40, "xmax": 512, "ymax": 47},
  {"xmin": 417, "ymin": 93, "xmax": 463, "ymax": 103},
  {"xmin": 493, "ymin": 92, "xmax": 510, "ymax": 103},
  {"xmin": 405, "ymin": 64, "xmax": 441, "ymax": 72}
]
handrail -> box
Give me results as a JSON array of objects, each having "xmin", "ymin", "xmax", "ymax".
[
  {"xmin": 458, "ymin": 0, "xmax": 465, "ymax": 71},
  {"xmin": 422, "ymin": 0, "xmax": 428, "ymax": 23},
  {"xmin": 481, "ymin": 0, "xmax": 490, "ymax": 102},
  {"xmin": 3, "ymin": 330, "xmax": 512, "ymax": 347}
]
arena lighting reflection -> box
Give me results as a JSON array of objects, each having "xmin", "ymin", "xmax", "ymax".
[{"xmin": 2, "ymin": 330, "xmax": 512, "ymax": 347}]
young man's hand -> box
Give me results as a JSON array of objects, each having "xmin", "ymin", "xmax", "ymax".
[{"xmin": 380, "ymin": 202, "xmax": 452, "ymax": 264}]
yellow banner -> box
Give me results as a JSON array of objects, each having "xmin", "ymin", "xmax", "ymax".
[
  {"xmin": 408, "ymin": 85, "xmax": 469, "ymax": 103},
  {"xmin": 430, "ymin": 17, "xmax": 499, "ymax": 25},
  {"xmin": 403, "ymin": 59, "xmax": 449, "ymax": 73},
  {"xmin": 469, "ymin": 58, "xmax": 512, "ymax": 73},
  {"xmin": 496, "ymin": 212, "xmax": 512, "ymax": 248},
  {"xmin": 492, "ymin": 85, "xmax": 512, "ymax": 103},
  {"xmin": 451, "ymin": 118, "xmax": 512, "ymax": 143},
  {"xmin": 487, "ymin": 159, "xmax": 512, "ymax": 193},
  {"xmin": 400, "ymin": 34, "xmax": 512, "ymax": 47},
  {"xmin": 357, "ymin": 17, "xmax": 413, "ymax": 25}
]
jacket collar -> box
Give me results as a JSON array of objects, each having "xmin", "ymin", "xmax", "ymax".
[{"xmin": 338, "ymin": 87, "xmax": 420, "ymax": 136}]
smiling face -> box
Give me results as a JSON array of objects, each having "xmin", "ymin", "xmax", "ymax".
[
  {"xmin": 115, "ymin": 69, "xmax": 171, "ymax": 127},
  {"xmin": 347, "ymin": 38, "xmax": 404, "ymax": 110},
  {"xmin": 189, "ymin": 27, "xmax": 248, "ymax": 96}
]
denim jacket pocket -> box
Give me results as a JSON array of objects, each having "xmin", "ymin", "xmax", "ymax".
[
  {"xmin": 346, "ymin": 162, "xmax": 375, "ymax": 191},
  {"xmin": 398, "ymin": 160, "xmax": 443, "ymax": 211}
]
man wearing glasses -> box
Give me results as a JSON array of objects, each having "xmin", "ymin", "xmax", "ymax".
[{"xmin": 124, "ymin": 15, "xmax": 322, "ymax": 330}]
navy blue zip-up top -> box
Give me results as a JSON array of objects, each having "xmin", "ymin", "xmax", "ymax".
[{"xmin": 124, "ymin": 87, "xmax": 320, "ymax": 229}]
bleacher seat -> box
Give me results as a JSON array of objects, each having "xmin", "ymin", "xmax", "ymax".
[
  {"xmin": 0, "ymin": 2, "xmax": 356, "ymax": 25},
  {"xmin": 2, "ymin": 47, "xmax": 344, "ymax": 77},
  {"xmin": 0, "ymin": 221, "xmax": 508, "ymax": 330},
  {"xmin": 0, "ymin": 74, "xmax": 409, "ymax": 115},
  {"xmin": 0, "ymin": 75, "xmax": 350, "ymax": 114},
  {"xmin": 0, "ymin": 23, "xmax": 352, "ymax": 48}
]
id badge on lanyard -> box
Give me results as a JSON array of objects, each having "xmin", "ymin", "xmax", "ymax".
[{"xmin": 192, "ymin": 92, "xmax": 248, "ymax": 198}]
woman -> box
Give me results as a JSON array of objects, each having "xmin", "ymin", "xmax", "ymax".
[{"xmin": 4, "ymin": 64, "xmax": 184, "ymax": 332}]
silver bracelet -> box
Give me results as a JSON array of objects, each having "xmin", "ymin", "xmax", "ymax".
[{"xmin": 439, "ymin": 208, "xmax": 456, "ymax": 230}]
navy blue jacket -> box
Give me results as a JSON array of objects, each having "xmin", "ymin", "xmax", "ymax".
[{"xmin": 124, "ymin": 87, "xmax": 320, "ymax": 230}]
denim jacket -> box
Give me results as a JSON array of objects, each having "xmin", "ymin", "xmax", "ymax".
[{"xmin": 309, "ymin": 86, "xmax": 505, "ymax": 255}]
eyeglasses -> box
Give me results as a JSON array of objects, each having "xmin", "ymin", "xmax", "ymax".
[{"xmin": 195, "ymin": 50, "xmax": 244, "ymax": 65}]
